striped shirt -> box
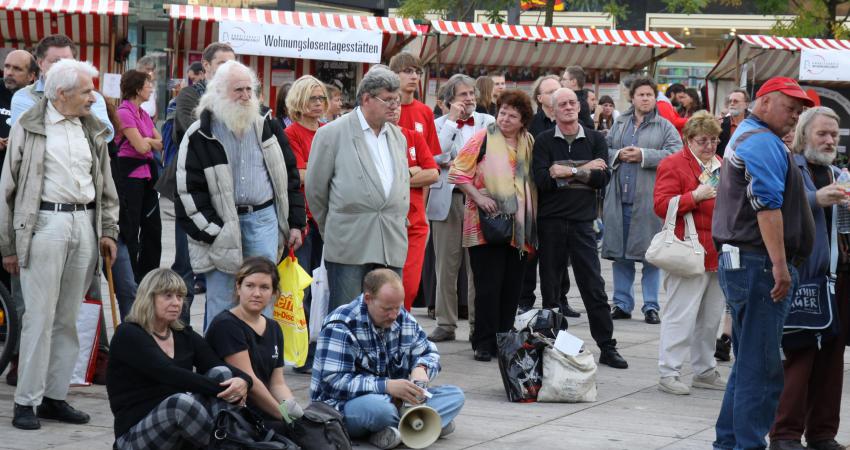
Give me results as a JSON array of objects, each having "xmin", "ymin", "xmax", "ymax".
[{"xmin": 212, "ymin": 117, "xmax": 273, "ymax": 206}]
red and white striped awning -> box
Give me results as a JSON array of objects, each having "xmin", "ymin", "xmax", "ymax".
[
  {"xmin": 421, "ymin": 20, "xmax": 685, "ymax": 70},
  {"xmin": 0, "ymin": 0, "xmax": 129, "ymax": 47},
  {"xmin": 707, "ymin": 34, "xmax": 850, "ymax": 82}
]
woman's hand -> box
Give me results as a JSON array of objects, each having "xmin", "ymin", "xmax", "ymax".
[
  {"xmin": 218, "ymin": 377, "xmax": 249, "ymax": 404},
  {"xmin": 475, "ymin": 192, "xmax": 498, "ymax": 215},
  {"xmin": 692, "ymin": 184, "xmax": 716, "ymax": 202}
]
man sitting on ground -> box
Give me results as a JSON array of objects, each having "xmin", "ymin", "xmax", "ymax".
[{"xmin": 311, "ymin": 269, "xmax": 465, "ymax": 449}]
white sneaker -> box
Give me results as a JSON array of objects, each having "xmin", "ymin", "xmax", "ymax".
[
  {"xmin": 693, "ymin": 370, "xmax": 727, "ymax": 390},
  {"xmin": 658, "ymin": 376, "xmax": 691, "ymax": 395},
  {"xmin": 369, "ymin": 426, "xmax": 402, "ymax": 449}
]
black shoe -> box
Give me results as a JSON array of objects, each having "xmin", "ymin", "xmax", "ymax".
[
  {"xmin": 599, "ymin": 347, "xmax": 628, "ymax": 369},
  {"xmin": 458, "ymin": 305, "xmax": 468, "ymax": 320},
  {"xmin": 644, "ymin": 310, "xmax": 660, "ymax": 325},
  {"xmin": 611, "ymin": 306, "xmax": 632, "ymax": 320},
  {"xmin": 473, "ymin": 349, "xmax": 492, "ymax": 362},
  {"xmin": 516, "ymin": 305, "xmax": 532, "ymax": 315},
  {"xmin": 715, "ymin": 334, "xmax": 732, "ymax": 362},
  {"xmin": 807, "ymin": 439, "xmax": 845, "ymax": 450},
  {"xmin": 6, "ymin": 355, "xmax": 18, "ymax": 386},
  {"xmin": 427, "ymin": 307, "xmax": 436, "ymax": 320},
  {"xmin": 768, "ymin": 439, "xmax": 806, "ymax": 450},
  {"xmin": 37, "ymin": 397, "xmax": 90, "ymax": 424},
  {"xmin": 293, "ymin": 365, "xmax": 312, "ymax": 374},
  {"xmin": 12, "ymin": 404, "xmax": 40, "ymax": 430},
  {"xmin": 194, "ymin": 280, "xmax": 206, "ymax": 294},
  {"xmin": 559, "ymin": 302, "xmax": 581, "ymax": 318}
]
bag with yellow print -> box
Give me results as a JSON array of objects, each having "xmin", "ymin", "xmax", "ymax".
[{"xmin": 274, "ymin": 249, "xmax": 312, "ymax": 367}]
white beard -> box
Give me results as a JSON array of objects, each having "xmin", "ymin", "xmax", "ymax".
[
  {"xmin": 211, "ymin": 96, "xmax": 260, "ymax": 135},
  {"xmin": 804, "ymin": 145, "xmax": 837, "ymax": 166}
]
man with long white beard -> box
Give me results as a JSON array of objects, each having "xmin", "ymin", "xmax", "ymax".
[
  {"xmin": 768, "ymin": 106, "xmax": 849, "ymax": 450},
  {"xmin": 174, "ymin": 60, "xmax": 294, "ymax": 331}
]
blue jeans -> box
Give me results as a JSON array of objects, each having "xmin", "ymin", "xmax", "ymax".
[
  {"xmin": 325, "ymin": 262, "xmax": 402, "ymax": 311},
  {"xmin": 612, "ymin": 203, "xmax": 660, "ymax": 313},
  {"xmin": 204, "ymin": 206, "xmax": 279, "ymax": 331},
  {"xmin": 343, "ymin": 385, "xmax": 465, "ymax": 438},
  {"xmin": 173, "ymin": 221, "xmax": 196, "ymax": 324},
  {"xmin": 108, "ymin": 239, "xmax": 138, "ymax": 320},
  {"xmin": 713, "ymin": 252, "xmax": 798, "ymax": 450}
]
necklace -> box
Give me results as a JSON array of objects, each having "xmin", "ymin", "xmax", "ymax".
[{"xmin": 152, "ymin": 328, "xmax": 172, "ymax": 341}]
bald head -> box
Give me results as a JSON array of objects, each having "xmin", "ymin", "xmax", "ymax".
[{"xmin": 4, "ymin": 50, "xmax": 37, "ymax": 91}]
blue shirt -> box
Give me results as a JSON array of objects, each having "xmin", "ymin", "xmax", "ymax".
[
  {"xmin": 617, "ymin": 116, "xmax": 642, "ymax": 205},
  {"xmin": 9, "ymin": 78, "xmax": 114, "ymax": 142},
  {"xmin": 310, "ymin": 295, "xmax": 440, "ymax": 411},
  {"xmin": 728, "ymin": 115, "xmax": 788, "ymax": 211}
]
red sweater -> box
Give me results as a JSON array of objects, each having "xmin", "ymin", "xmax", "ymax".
[
  {"xmin": 656, "ymin": 99, "xmax": 687, "ymax": 133},
  {"xmin": 653, "ymin": 148, "xmax": 721, "ymax": 271},
  {"xmin": 400, "ymin": 127, "xmax": 438, "ymax": 228}
]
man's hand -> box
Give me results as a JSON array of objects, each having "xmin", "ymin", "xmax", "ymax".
[
  {"xmin": 447, "ymin": 102, "xmax": 466, "ymax": 122},
  {"xmin": 692, "ymin": 184, "xmax": 717, "ymax": 202},
  {"xmin": 100, "ymin": 237, "xmax": 117, "ymax": 262},
  {"xmin": 0, "ymin": 137, "xmax": 7, "ymax": 151},
  {"xmin": 288, "ymin": 228, "xmax": 303, "ymax": 252},
  {"xmin": 815, "ymin": 183, "xmax": 847, "ymax": 207},
  {"xmin": 770, "ymin": 263, "xmax": 792, "ymax": 302},
  {"xmin": 549, "ymin": 164, "xmax": 572, "ymax": 179},
  {"xmin": 410, "ymin": 366, "xmax": 429, "ymax": 384},
  {"xmin": 2, "ymin": 255, "xmax": 18, "ymax": 276},
  {"xmin": 617, "ymin": 146, "xmax": 643, "ymax": 163},
  {"xmin": 386, "ymin": 379, "xmax": 425, "ymax": 405},
  {"xmin": 409, "ymin": 166, "xmax": 422, "ymax": 177},
  {"xmin": 580, "ymin": 159, "xmax": 607, "ymax": 171}
]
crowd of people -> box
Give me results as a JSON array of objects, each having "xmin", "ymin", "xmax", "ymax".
[{"xmin": 0, "ymin": 33, "xmax": 847, "ymax": 450}]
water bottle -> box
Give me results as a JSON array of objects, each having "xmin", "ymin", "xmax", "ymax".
[{"xmin": 837, "ymin": 168, "xmax": 850, "ymax": 234}]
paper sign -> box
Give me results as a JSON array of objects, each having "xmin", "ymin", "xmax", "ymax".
[
  {"xmin": 800, "ymin": 48, "xmax": 850, "ymax": 82},
  {"xmin": 554, "ymin": 330, "xmax": 584, "ymax": 356},
  {"xmin": 101, "ymin": 73, "xmax": 121, "ymax": 99}
]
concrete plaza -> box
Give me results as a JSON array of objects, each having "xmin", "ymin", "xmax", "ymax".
[{"xmin": 2, "ymin": 205, "xmax": 850, "ymax": 449}]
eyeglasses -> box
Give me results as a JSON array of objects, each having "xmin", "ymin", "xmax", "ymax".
[
  {"xmin": 373, "ymin": 95, "xmax": 401, "ymax": 108},
  {"xmin": 309, "ymin": 95, "xmax": 327, "ymax": 103},
  {"xmin": 692, "ymin": 137, "xmax": 720, "ymax": 147},
  {"xmin": 401, "ymin": 67, "xmax": 424, "ymax": 76}
]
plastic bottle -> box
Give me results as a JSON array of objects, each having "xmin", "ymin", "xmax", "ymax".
[{"xmin": 837, "ymin": 168, "xmax": 850, "ymax": 234}]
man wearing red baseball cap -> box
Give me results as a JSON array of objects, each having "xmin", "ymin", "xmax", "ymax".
[{"xmin": 711, "ymin": 76, "xmax": 816, "ymax": 450}]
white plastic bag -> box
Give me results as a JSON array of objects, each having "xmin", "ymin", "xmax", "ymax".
[
  {"xmin": 309, "ymin": 253, "xmax": 329, "ymax": 342},
  {"xmin": 536, "ymin": 347, "xmax": 598, "ymax": 403},
  {"xmin": 70, "ymin": 299, "xmax": 102, "ymax": 386}
]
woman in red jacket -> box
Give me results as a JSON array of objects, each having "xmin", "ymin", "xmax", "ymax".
[{"xmin": 653, "ymin": 111, "xmax": 726, "ymax": 396}]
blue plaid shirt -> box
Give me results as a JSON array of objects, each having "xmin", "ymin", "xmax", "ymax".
[{"xmin": 310, "ymin": 295, "xmax": 440, "ymax": 411}]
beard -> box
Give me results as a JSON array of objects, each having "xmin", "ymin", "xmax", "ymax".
[
  {"xmin": 804, "ymin": 145, "xmax": 837, "ymax": 166},
  {"xmin": 728, "ymin": 107, "xmax": 742, "ymax": 117},
  {"xmin": 210, "ymin": 96, "xmax": 260, "ymax": 135}
]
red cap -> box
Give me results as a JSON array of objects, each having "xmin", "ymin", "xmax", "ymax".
[{"xmin": 756, "ymin": 77, "xmax": 815, "ymax": 107}]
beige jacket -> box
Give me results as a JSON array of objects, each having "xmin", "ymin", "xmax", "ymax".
[{"xmin": 0, "ymin": 98, "xmax": 120, "ymax": 269}]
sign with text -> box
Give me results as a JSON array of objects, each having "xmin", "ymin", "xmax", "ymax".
[
  {"xmin": 219, "ymin": 21, "xmax": 383, "ymax": 63},
  {"xmin": 800, "ymin": 48, "xmax": 850, "ymax": 82}
]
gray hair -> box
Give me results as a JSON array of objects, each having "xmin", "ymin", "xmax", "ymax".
[
  {"xmin": 136, "ymin": 55, "xmax": 158, "ymax": 72},
  {"xmin": 550, "ymin": 87, "xmax": 576, "ymax": 109},
  {"xmin": 792, "ymin": 106, "xmax": 840, "ymax": 154},
  {"xmin": 196, "ymin": 60, "xmax": 258, "ymax": 116},
  {"xmin": 356, "ymin": 66, "xmax": 399, "ymax": 103},
  {"xmin": 44, "ymin": 59, "xmax": 98, "ymax": 101},
  {"xmin": 440, "ymin": 74, "xmax": 477, "ymax": 105}
]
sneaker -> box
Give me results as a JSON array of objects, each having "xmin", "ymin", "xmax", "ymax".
[
  {"xmin": 658, "ymin": 376, "xmax": 690, "ymax": 395},
  {"xmin": 428, "ymin": 327, "xmax": 455, "ymax": 342},
  {"xmin": 692, "ymin": 370, "xmax": 727, "ymax": 390},
  {"xmin": 440, "ymin": 420, "xmax": 456, "ymax": 438},
  {"xmin": 12, "ymin": 404, "xmax": 40, "ymax": 430},
  {"xmin": 37, "ymin": 397, "xmax": 90, "ymax": 424},
  {"xmin": 369, "ymin": 426, "xmax": 402, "ymax": 449}
]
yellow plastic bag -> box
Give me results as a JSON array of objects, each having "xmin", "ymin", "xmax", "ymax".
[{"xmin": 274, "ymin": 250, "xmax": 312, "ymax": 367}]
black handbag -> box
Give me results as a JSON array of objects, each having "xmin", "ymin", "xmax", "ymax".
[
  {"xmin": 209, "ymin": 407, "xmax": 300, "ymax": 450},
  {"xmin": 290, "ymin": 402, "xmax": 353, "ymax": 450},
  {"xmin": 478, "ymin": 210, "xmax": 514, "ymax": 245}
]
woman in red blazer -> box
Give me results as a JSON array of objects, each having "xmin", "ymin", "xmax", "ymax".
[{"xmin": 653, "ymin": 111, "xmax": 727, "ymax": 396}]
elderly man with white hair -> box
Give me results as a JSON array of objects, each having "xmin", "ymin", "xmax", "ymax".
[
  {"xmin": 0, "ymin": 58, "xmax": 119, "ymax": 430},
  {"xmin": 306, "ymin": 66, "xmax": 410, "ymax": 310},
  {"xmin": 174, "ymin": 60, "xmax": 293, "ymax": 331}
]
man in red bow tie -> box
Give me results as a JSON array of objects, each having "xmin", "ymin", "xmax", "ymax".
[{"xmin": 427, "ymin": 74, "xmax": 495, "ymax": 344}]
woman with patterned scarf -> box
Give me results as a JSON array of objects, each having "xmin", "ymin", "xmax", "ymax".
[{"xmin": 448, "ymin": 90, "xmax": 538, "ymax": 362}]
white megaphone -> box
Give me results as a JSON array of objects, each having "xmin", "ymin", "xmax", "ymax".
[{"xmin": 398, "ymin": 404, "xmax": 442, "ymax": 449}]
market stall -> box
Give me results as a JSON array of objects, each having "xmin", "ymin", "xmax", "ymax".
[
  {"xmin": 0, "ymin": 0, "xmax": 130, "ymax": 88},
  {"xmin": 166, "ymin": 4, "xmax": 423, "ymax": 111}
]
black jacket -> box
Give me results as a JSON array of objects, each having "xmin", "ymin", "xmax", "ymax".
[
  {"xmin": 575, "ymin": 89, "xmax": 595, "ymax": 131},
  {"xmin": 529, "ymin": 108, "xmax": 557, "ymax": 140},
  {"xmin": 717, "ymin": 110, "xmax": 749, "ymax": 158}
]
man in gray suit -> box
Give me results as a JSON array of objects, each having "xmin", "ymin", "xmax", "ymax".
[
  {"xmin": 427, "ymin": 75, "xmax": 495, "ymax": 342},
  {"xmin": 306, "ymin": 67, "xmax": 411, "ymax": 309}
]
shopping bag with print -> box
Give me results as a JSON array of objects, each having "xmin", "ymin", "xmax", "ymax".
[
  {"xmin": 275, "ymin": 250, "xmax": 312, "ymax": 367},
  {"xmin": 308, "ymin": 253, "xmax": 329, "ymax": 343}
]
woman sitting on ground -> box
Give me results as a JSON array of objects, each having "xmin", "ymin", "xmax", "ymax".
[
  {"xmin": 206, "ymin": 257, "xmax": 305, "ymax": 430},
  {"xmin": 107, "ymin": 269, "xmax": 252, "ymax": 450}
]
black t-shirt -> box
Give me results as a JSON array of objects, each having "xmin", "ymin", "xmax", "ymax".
[
  {"xmin": 0, "ymin": 83, "xmax": 13, "ymax": 139},
  {"xmin": 206, "ymin": 310, "xmax": 284, "ymax": 394}
]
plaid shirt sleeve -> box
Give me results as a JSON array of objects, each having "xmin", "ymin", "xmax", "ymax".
[
  {"xmin": 312, "ymin": 320, "xmax": 389, "ymax": 405},
  {"xmin": 407, "ymin": 318, "xmax": 441, "ymax": 380}
]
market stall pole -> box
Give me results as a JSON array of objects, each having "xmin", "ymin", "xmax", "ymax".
[
  {"xmin": 165, "ymin": 4, "xmax": 422, "ymax": 114},
  {"xmin": 0, "ymin": 0, "xmax": 130, "ymax": 88}
]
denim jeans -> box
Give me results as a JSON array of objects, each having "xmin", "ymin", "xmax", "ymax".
[
  {"xmin": 108, "ymin": 239, "xmax": 138, "ymax": 320},
  {"xmin": 611, "ymin": 203, "xmax": 660, "ymax": 314},
  {"xmin": 295, "ymin": 220, "xmax": 323, "ymax": 369},
  {"xmin": 342, "ymin": 385, "xmax": 465, "ymax": 438},
  {"xmin": 173, "ymin": 221, "xmax": 196, "ymax": 324},
  {"xmin": 325, "ymin": 262, "xmax": 402, "ymax": 312},
  {"xmin": 713, "ymin": 252, "xmax": 798, "ymax": 450},
  {"xmin": 203, "ymin": 206, "xmax": 279, "ymax": 331}
]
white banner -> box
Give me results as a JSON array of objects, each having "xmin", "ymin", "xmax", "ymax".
[
  {"xmin": 800, "ymin": 48, "xmax": 850, "ymax": 82},
  {"xmin": 219, "ymin": 21, "xmax": 383, "ymax": 64}
]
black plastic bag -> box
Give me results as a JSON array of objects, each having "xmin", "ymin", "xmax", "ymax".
[{"xmin": 524, "ymin": 308, "xmax": 569, "ymax": 339}]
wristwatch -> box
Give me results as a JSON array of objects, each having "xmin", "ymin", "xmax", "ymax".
[{"xmin": 570, "ymin": 167, "xmax": 578, "ymax": 176}]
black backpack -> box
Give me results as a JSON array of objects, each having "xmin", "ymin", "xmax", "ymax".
[
  {"xmin": 209, "ymin": 407, "xmax": 300, "ymax": 450},
  {"xmin": 290, "ymin": 402, "xmax": 353, "ymax": 450}
]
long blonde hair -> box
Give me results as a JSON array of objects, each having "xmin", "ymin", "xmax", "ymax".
[{"xmin": 125, "ymin": 268, "xmax": 188, "ymax": 333}]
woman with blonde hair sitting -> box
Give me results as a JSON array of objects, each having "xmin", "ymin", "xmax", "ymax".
[{"xmin": 107, "ymin": 269, "xmax": 252, "ymax": 449}]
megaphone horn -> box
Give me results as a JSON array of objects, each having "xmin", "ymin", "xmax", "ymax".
[{"xmin": 398, "ymin": 405, "xmax": 442, "ymax": 449}]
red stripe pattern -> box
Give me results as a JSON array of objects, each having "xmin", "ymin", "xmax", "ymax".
[{"xmin": 0, "ymin": 0, "xmax": 128, "ymax": 45}]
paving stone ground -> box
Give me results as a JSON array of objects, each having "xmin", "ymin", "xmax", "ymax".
[{"xmin": 2, "ymin": 202, "xmax": 850, "ymax": 449}]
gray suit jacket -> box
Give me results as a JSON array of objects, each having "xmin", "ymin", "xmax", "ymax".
[
  {"xmin": 305, "ymin": 110, "xmax": 410, "ymax": 268},
  {"xmin": 426, "ymin": 111, "xmax": 495, "ymax": 221}
]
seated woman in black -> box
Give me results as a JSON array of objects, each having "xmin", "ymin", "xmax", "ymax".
[
  {"xmin": 206, "ymin": 257, "xmax": 305, "ymax": 429},
  {"xmin": 107, "ymin": 268, "xmax": 252, "ymax": 450}
]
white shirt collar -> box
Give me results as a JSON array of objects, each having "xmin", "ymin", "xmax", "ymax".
[
  {"xmin": 689, "ymin": 148, "xmax": 721, "ymax": 172},
  {"xmin": 553, "ymin": 122, "xmax": 586, "ymax": 140},
  {"xmin": 356, "ymin": 107, "xmax": 388, "ymax": 136},
  {"xmin": 46, "ymin": 101, "xmax": 82, "ymax": 126}
]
